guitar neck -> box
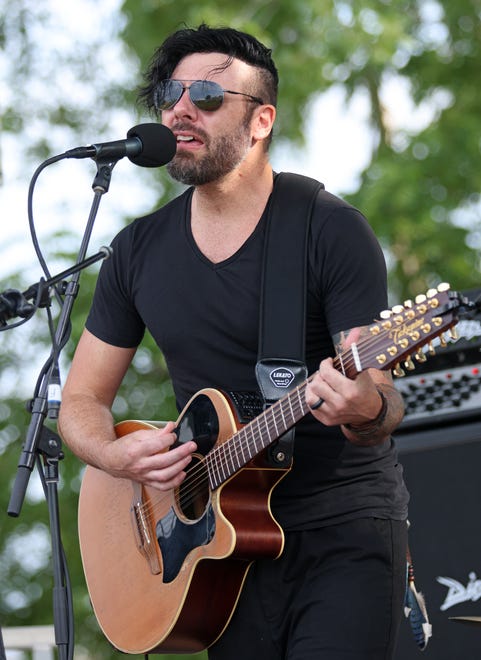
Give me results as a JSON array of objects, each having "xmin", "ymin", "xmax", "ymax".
[
  {"xmin": 206, "ymin": 342, "xmax": 363, "ymax": 489},
  {"xmin": 206, "ymin": 284, "xmax": 465, "ymax": 490},
  {"xmin": 207, "ymin": 379, "xmax": 310, "ymax": 490}
]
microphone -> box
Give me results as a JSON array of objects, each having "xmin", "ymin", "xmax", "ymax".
[{"xmin": 63, "ymin": 123, "xmax": 177, "ymax": 167}]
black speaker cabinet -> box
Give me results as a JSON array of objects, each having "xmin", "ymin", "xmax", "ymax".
[{"xmin": 394, "ymin": 420, "xmax": 481, "ymax": 659}]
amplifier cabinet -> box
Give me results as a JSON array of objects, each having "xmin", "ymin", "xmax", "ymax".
[{"xmin": 394, "ymin": 422, "xmax": 481, "ymax": 659}]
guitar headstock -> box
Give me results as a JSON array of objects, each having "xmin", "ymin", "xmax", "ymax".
[{"xmin": 354, "ymin": 283, "xmax": 463, "ymax": 377}]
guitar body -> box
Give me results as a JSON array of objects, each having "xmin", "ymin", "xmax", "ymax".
[{"xmin": 78, "ymin": 388, "xmax": 290, "ymax": 654}]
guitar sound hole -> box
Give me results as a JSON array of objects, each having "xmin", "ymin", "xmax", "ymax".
[{"xmin": 177, "ymin": 454, "xmax": 210, "ymax": 521}]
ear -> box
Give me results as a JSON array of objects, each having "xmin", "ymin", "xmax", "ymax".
[{"xmin": 251, "ymin": 104, "xmax": 276, "ymax": 142}]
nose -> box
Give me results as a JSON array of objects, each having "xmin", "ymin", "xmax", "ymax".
[{"xmin": 171, "ymin": 86, "xmax": 198, "ymax": 119}]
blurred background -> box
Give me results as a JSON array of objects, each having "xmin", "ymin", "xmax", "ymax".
[{"xmin": 0, "ymin": 0, "xmax": 480, "ymax": 658}]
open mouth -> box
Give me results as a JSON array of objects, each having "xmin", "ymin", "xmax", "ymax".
[{"xmin": 176, "ymin": 134, "xmax": 203, "ymax": 145}]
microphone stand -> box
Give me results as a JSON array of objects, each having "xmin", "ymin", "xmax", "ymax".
[{"xmin": 6, "ymin": 156, "xmax": 119, "ymax": 660}]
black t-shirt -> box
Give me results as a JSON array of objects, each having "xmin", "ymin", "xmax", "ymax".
[{"xmin": 86, "ymin": 176, "xmax": 409, "ymax": 530}]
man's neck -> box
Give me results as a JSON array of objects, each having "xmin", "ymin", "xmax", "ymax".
[
  {"xmin": 189, "ymin": 160, "xmax": 274, "ymax": 263},
  {"xmin": 192, "ymin": 160, "xmax": 273, "ymax": 221}
]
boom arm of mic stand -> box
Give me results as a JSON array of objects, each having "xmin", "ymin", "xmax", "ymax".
[
  {"xmin": 6, "ymin": 248, "xmax": 111, "ymax": 516},
  {"xmin": 0, "ymin": 247, "xmax": 112, "ymax": 328}
]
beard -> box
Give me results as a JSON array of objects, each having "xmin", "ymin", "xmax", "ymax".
[{"xmin": 167, "ymin": 115, "xmax": 253, "ymax": 186}]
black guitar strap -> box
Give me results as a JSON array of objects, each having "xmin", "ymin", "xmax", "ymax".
[
  {"xmin": 254, "ymin": 173, "xmax": 431, "ymax": 651},
  {"xmin": 255, "ymin": 172, "xmax": 324, "ymax": 467}
]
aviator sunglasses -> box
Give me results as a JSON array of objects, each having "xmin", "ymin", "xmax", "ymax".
[{"xmin": 154, "ymin": 79, "xmax": 265, "ymax": 112}]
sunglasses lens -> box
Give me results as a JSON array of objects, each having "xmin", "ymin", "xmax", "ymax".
[
  {"xmin": 190, "ymin": 81, "xmax": 224, "ymax": 111},
  {"xmin": 154, "ymin": 80, "xmax": 183, "ymax": 110}
]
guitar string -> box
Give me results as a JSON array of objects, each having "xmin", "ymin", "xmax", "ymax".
[{"xmin": 128, "ymin": 300, "xmax": 450, "ymax": 521}]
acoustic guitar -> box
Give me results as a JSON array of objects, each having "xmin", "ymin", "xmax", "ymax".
[{"xmin": 78, "ymin": 283, "xmax": 466, "ymax": 654}]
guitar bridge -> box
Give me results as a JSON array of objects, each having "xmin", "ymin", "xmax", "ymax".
[{"xmin": 130, "ymin": 484, "xmax": 162, "ymax": 575}]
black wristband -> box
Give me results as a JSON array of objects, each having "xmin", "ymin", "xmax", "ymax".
[{"xmin": 344, "ymin": 388, "xmax": 388, "ymax": 437}]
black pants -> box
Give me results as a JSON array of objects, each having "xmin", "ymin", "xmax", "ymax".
[{"xmin": 209, "ymin": 518, "xmax": 408, "ymax": 660}]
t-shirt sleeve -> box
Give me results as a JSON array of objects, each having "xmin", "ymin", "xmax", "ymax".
[
  {"xmin": 85, "ymin": 226, "xmax": 146, "ymax": 348},
  {"xmin": 309, "ymin": 193, "xmax": 388, "ymax": 336}
]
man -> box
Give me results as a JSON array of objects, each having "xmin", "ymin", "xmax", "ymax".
[{"xmin": 58, "ymin": 24, "xmax": 409, "ymax": 659}]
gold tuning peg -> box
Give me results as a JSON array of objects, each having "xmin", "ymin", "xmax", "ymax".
[
  {"xmin": 427, "ymin": 341, "xmax": 435, "ymax": 355},
  {"xmin": 439, "ymin": 333, "xmax": 447, "ymax": 348},
  {"xmin": 450, "ymin": 327, "xmax": 459, "ymax": 340},
  {"xmin": 415, "ymin": 349, "xmax": 427, "ymax": 363},
  {"xmin": 393, "ymin": 364, "xmax": 405, "ymax": 377},
  {"xmin": 404, "ymin": 357, "xmax": 415, "ymax": 370}
]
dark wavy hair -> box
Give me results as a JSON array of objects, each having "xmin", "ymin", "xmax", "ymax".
[{"xmin": 137, "ymin": 24, "xmax": 278, "ymax": 116}]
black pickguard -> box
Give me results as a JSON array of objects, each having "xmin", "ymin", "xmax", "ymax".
[
  {"xmin": 156, "ymin": 393, "xmax": 219, "ymax": 583},
  {"xmin": 156, "ymin": 505, "xmax": 216, "ymax": 583}
]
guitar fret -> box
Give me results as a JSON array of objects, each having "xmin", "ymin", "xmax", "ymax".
[
  {"xmin": 272, "ymin": 406, "xmax": 284, "ymax": 435},
  {"xmin": 215, "ymin": 449, "xmax": 225, "ymax": 487},
  {"xmin": 232, "ymin": 433, "xmax": 241, "ymax": 471},
  {"xmin": 287, "ymin": 397, "xmax": 295, "ymax": 426},
  {"xmin": 225, "ymin": 441, "xmax": 234, "ymax": 477},
  {"xmin": 219, "ymin": 446, "xmax": 228, "ymax": 482},
  {"xmin": 211, "ymin": 447, "xmax": 221, "ymax": 487},
  {"xmin": 263, "ymin": 410, "xmax": 273, "ymax": 446},
  {"xmin": 234, "ymin": 436, "xmax": 243, "ymax": 469},
  {"xmin": 206, "ymin": 451, "xmax": 218, "ymax": 490},
  {"xmin": 255, "ymin": 418, "xmax": 263, "ymax": 455},
  {"xmin": 238, "ymin": 427, "xmax": 247, "ymax": 465},
  {"xmin": 208, "ymin": 384, "xmax": 313, "ymax": 490},
  {"xmin": 271, "ymin": 406, "xmax": 280, "ymax": 436},
  {"xmin": 279, "ymin": 402, "xmax": 287, "ymax": 431},
  {"xmin": 298, "ymin": 385, "xmax": 308, "ymax": 415},
  {"xmin": 216, "ymin": 449, "xmax": 224, "ymax": 487}
]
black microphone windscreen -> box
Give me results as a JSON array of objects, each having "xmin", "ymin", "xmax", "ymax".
[{"xmin": 126, "ymin": 123, "xmax": 177, "ymax": 168}]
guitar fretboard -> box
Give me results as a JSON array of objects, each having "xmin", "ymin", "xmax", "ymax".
[
  {"xmin": 204, "ymin": 343, "xmax": 365, "ymax": 490},
  {"xmin": 206, "ymin": 381, "xmax": 310, "ymax": 490}
]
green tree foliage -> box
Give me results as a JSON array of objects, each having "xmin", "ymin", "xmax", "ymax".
[
  {"xmin": 346, "ymin": 0, "xmax": 481, "ymax": 299},
  {"xmin": 0, "ymin": 1, "xmax": 480, "ymax": 658},
  {"xmin": 121, "ymin": 0, "xmax": 481, "ymax": 299}
]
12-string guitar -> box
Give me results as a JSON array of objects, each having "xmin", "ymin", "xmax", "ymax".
[{"xmin": 78, "ymin": 284, "xmax": 467, "ymax": 654}]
